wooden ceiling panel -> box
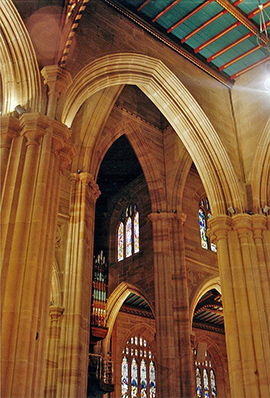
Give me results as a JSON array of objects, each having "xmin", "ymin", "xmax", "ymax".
[{"xmin": 108, "ymin": 0, "xmax": 270, "ymax": 84}]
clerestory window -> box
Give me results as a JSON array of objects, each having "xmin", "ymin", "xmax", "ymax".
[
  {"xmin": 117, "ymin": 205, "xmax": 139, "ymax": 262},
  {"xmin": 198, "ymin": 196, "xmax": 217, "ymax": 252}
]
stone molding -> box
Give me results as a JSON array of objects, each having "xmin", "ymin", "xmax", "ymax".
[
  {"xmin": 2, "ymin": 113, "xmax": 76, "ymax": 169},
  {"xmin": 70, "ymin": 171, "xmax": 101, "ymax": 201}
]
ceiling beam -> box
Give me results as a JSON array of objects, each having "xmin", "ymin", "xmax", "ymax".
[
  {"xmin": 219, "ymin": 45, "xmax": 261, "ymax": 71},
  {"xmin": 137, "ymin": 0, "xmax": 151, "ymax": 12},
  {"xmin": 230, "ymin": 54, "xmax": 270, "ymax": 79},
  {"xmin": 207, "ymin": 31, "xmax": 253, "ymax": 62},
  {"xmin": 181, "ymin": 10, "xmax": 226, "ymax": 43},
  {"xmin": 248, "ymin": 0, "xmax": 270, "ymax": 19},
  {"xmin": 195, "ymin": 21, "xmax": 241, "ymax": 53},
  {"xmin": 152, "ymin": 0, "xmax": 183, "ymax": 23},
  {"xmin": 214, "ymin": 0, "xmax": 268, "ymax": 44},
  {"xmin": 167, "ymin": 0, "xmax": 214, "ymax": 34}
]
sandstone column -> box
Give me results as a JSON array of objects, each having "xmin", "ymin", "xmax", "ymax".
[
  {"xmin": 0, "ymin": 113, "xmax": 75, "ymax": 398},
  {"xmin": 45, "ymin": 306, "xmax": 64, "ymax": 398},
  {"xmin": 57, "ymin": 172, "xmax": 100, "ymax": 398},
  {"xmin": 209, "ymin": 214, "xmax": 270, "ymax": 398},
  {"xmin": 149, "ymin": 212, "xmax": 195, "ymax": 398}
]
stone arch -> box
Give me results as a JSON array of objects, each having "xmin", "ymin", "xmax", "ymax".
[
  {"xmin": 60, "ymin": 53, "xmax": 244, "ymax": 215},
  {"xmin": 190, "ymin": 276, "xmax": 221, "ymax": 324},
  {"xmin": 250, "ymin": 117, "xmax": 270, "ymax": 212},
  {"xmin": 170, "ymin": 150, "xmax": 193, "ymax": 212},
  {"xmin": 103, "ymin": 282, "xmax": 154, "ymax": 355},
  {"xmin": 0, "ymin": 0, "xmax": 42, "ymax": 114},
  {"xmin": 92, "ymin": 119, "xmax": 166, "ymax": 212}
]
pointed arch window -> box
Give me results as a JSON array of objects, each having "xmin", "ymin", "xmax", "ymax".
[
  {"xmin": 198, "ymin": 196, "xmax": 217, "ymax": 252},
  {"xmin": 121, "ymin": 336, "xmax": 156, "ymax": 398},
  {"xmin": 194, "ymin": 350, "xmax": 217, "ymax": 398},
  {"xmin": 117, "ymin": 205, "xmax": 140, "ymax": 261}
]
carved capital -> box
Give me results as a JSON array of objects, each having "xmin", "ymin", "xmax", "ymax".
[
  {"xmin": 252, "ymin": 215, "xmax": 267, "ymax": 239},
  {"xmin": 0, "ymin": 116, "xmax": 20, "ymax": 148},
  {"xmin": 231, "ymin": 214, "xmax": 252, "ymax": 237},
  {"xmin": 49, "ymin": 306, "xmax": 64, "ymax": 322},
  {"xmin": 208, "ymin": 215, "xmax": 232, "ymax": 241},
  {"xmin": 70, "ymin": 172, "xmax": 101, "ymax": 200},
  {"xmin": 41, "ymin": 65, "xmax": 73, "ymax": 97}
]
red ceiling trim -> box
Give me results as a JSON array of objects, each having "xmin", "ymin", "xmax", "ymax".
[
  {"xmin": 195, "ymin": 21, "xmax": 241, "ymax": 53},
  {"xmin": 230, "ymin": 55, "xmax": 270, "ymax": 79},
  {"xmin": 207, "ymin": 32, "xmax": 253, "ymax": 62},
  {"xmin": 167, "ymin": 0, "xmax": 214, "ymax": 34},
  {"xmin": 152, "ymin": 0, "xmax": 183, "ymax": 23},
  {"xmin": 248, "ymin": 0, "xmax": 270, "ymax": 19},
  {"xmin": 181, "ymin": 10, "xmax": 226, "ymax": 43},
  {"xmin": 137, "ymin": 0, "xmax": 151, "ymax": 12},
  {"xmin": 219, "ymin": 45, "xmax": 260, "ymax": 71}
]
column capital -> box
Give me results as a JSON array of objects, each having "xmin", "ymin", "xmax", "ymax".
[
  {"xmin": 231, "ymin": 213, "xmax": 252, "ymax": 236},
  {"xmin": 17, "ymin": 113, "xmax": 76, "ymax": 169},
  {"xmin": 0, "ymin": 115, "xmax": 20, "ymax": 147},
  {"xmin": 49, "ymin": 306, "xmax": 64, "ymax": 322},
  {"xmin": 41, "ymin": 65, "xmax": 73, "ymax": 118},
  {"xmin": 71, "ymin": 172, "xmax": 101, "ymax": 201},
  {"xmin": 208, "ymin": 215, "xmax": 232, "ymax": 241},
  {"xmin": 41, "ymin": 65, "xmax": 73, "ymax": 96}
]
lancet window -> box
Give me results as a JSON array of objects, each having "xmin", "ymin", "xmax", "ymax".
[
  {"xmin": 194, "ymin": 350, "xmax": 217, "ymax": 398},
  {"xmin": 117, "ymin": 205, "xmax": 140, "ymax": 261},
  {"xmin": 198, "ymin": 196, "xmax": 217, "ymax": 252},
  {"xmin": 121, "ymin": 336, "xmax": 156, "ymax": 398}
]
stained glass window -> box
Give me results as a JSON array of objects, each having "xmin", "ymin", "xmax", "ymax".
[
  {"xmin": 199, "ymin": 196, "xmax": 217, "ymax": 252},
  {"xmin": 196, "ymin": 368, "xmax": 202, "ymax": 398},
  {"xmin": 199, "ymin": 208, "xmax": 208, "ymax": 249},
  {"xmin": 203, "ymin": 369, "xmax": 209, "ymax": 398},
  {"xmin": 149, "ymin": 361, "xmax": 156, "ymax": 398},
  {"xmin": 210, "ymin": 369, "xmax": 217, "ymax": 397},
  {"xmin": 118, "ymin": 222, "xmax": 124, "ymax": 261},
  {"xmin": 126, "ymin": 217, "xmax": 132, "ymax": 258},
  {"xmin": 134, "ymin": 211, "xmax": 139, "ymax": 253},
  {"xmin": 121, "ymin": 356, "xmax": 129, "ymax": 398},
  {"xmin": 117, "ymin": 205, "xmax": 140, "ymax": 261},
  {"xmin": 194, "ymin": 350, "xmax": 217, "ymax": 398},
  {"xmin": 131, "ymin": 358, "xmax": 138, "ymax": 398},
  {"xmin": 140, "ymin": 359, "xmax": 147, "ymax": 398},
  {"xmin": 121, "ymin": 336, "xmax": 155, "ymax": 398}
]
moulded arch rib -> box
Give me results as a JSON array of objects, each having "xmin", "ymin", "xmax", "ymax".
[
  {"xmin": 61, "ymin": 53, "xmax": 244, "ymax": 215},
  {"xmin": 103, "ymin": 282, "xmax": 154, "ymax": 356},
  {"xmin": 0, "ymin": 0, "xmax": 42, "ymax": 114},
  {"xmin": 250, "ymin": 117, "xmax": 270, "ymax": 212}
]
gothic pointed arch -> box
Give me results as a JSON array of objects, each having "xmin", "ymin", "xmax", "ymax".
[
  {"xmin": 190, "ymin": 277, "xmax": 221, "ymax": 324},
  {"xmin": 60, "ymin": 53, "xmax": 244, "ymax": 215},
  {"xmin": 250, "ymin": 117, "xmax": 270, "ymax": 212},
  {"xmin": 92, "ymin": 119, "xmax": 166, "ymax": 212},
  {"xmin": 0, "ymin": 0, "xmax": 42, "ymax": 114},
  {"xmin": 103, "ymin": 282, "xmax": 154, "ymax": 356}
]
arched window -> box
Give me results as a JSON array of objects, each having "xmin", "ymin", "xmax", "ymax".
[
  {"xmin": 194, "ymin": 350, "xmax": 217, "ymax": 398},
  {"xmin": 198, "ymin": 196, "xmax": 217, "ymax": 252},
  {"xmin": 117, "ymin": 205, "xmax": 140, "ymax": 261},
  {"xmin": 121, "ymin": 336, "xmax": 156, "ymax": 398}
]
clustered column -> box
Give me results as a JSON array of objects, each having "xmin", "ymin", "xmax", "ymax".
[
  {"xmin": 209, "ymin": 214, "xmax": 270, "ymax": 398},
  {"xmin": 0, "ymin": 113, "xmax": 75, "ymax": 398},
  {"xmin": 57, "ymin": 172, "xmax": 100, "ymax": 398},
  {"xmin": 149, "ymin": 211, "xmax": 195, "ymax": 398}
]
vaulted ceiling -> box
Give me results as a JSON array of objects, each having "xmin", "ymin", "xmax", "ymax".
[{"xmin": 107, "ymin": 0, "xmax": 270, "ymax": 85}]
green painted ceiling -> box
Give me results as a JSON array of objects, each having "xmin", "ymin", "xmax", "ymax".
[{"xmin": 107, "ymin": 0, "xmax": 270, "ymax": 84}]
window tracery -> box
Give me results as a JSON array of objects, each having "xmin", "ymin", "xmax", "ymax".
[
  {"xmin": 121, "ymin": 335, "xmax": 156, "ymax": 398},
  {"xmin": 194, "ymin": 350, "xmax": 217, "ymax": 398}
]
